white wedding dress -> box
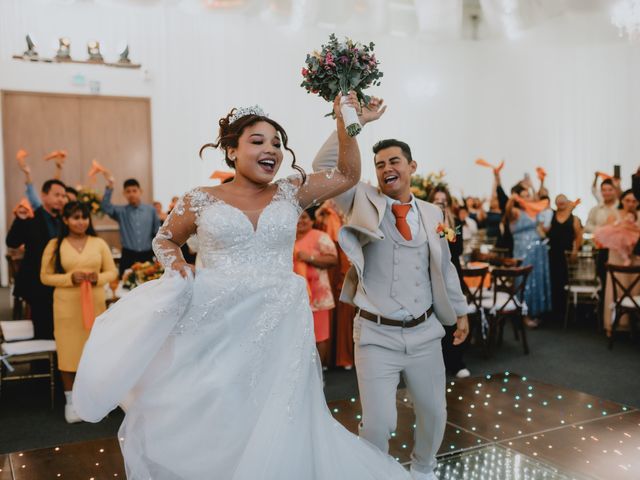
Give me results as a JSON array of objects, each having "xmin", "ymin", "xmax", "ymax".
[{"xmin": 73, "ymin": 177, "xmax": 411, "ymax": 479}]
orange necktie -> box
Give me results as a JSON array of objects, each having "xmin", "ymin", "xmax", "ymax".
[{"xmin": 391, "ymin": 204, "xmax": 412, "ymax": 241}]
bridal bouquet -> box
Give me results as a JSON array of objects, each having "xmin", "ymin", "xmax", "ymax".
[
  {"xmin": 301, "ymin": 34, "xmax": 383, "ymax": 136},
  {"xmin": 122, "ymin": 261, "xmax": 164, "ymax": 290}
]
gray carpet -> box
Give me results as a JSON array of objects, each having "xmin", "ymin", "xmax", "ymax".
[{"xmin": 1, "ymin": 288, "xmax": 638, "ymax": 454}]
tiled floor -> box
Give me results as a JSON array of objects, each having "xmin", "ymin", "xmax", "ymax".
[{"xmin": 3, "ymin": 373, "xmax": 637, "ymax": 479}]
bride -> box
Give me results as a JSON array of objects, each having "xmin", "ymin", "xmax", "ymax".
[{"xmin": 73, "ymin": 93, "xmax": 412, "ymax": 479}]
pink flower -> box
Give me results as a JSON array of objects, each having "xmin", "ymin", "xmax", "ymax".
[{"xmin": 301, "ymin": 67, "xmax": 308, "ymax": 76}]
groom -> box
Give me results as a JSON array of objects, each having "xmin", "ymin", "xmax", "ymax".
[{"xmin": 313, "ymin": 101, "xmax": 469, "ymax": 480}]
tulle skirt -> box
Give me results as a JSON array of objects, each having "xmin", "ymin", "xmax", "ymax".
[{"xmin": 73, "ymin": 269, "xmax": 410, "ymax": 480}]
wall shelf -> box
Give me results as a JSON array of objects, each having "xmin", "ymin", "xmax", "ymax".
[{"xmin": 12, "ymin": 55, "xmax": 141, "ymax": 69}]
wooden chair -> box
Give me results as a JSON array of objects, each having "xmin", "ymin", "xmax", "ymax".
[
  {"xmin": 606, "ymin": 263, "xmax": 640, "ymax": 350},
  {"xmin": 482, "ymin": 265, "xmax": 533, "ymax": 355},
  {"xmin": 564, "ymin": 251, "xmax": 600, "ymax": 330},
  {"xmin": 0, "ymin": 320, "xmax": 57, "ymax": 409},
  {"xmin": 461, "ymin": 265, "xmax": 490, "ymax": 355}
]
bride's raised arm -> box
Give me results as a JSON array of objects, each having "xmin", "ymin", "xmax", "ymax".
[
  {"xmin": 295, "ymin": 93, "xmax": 361, "ymax": 210},
  {"xmin": 152, "ymin": 190, "xmax": 205, "ymax": 277}
]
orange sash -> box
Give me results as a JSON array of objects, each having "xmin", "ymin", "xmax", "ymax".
[
  {"xmin": 80, "ymin": 280, "xmax": 95, "ymax": 330},
  {"xmin": 475, "ymin": 158, "xmax": 504, "ymax": 173}
]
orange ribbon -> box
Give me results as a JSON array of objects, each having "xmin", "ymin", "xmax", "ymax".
[
  {"xmin": 210, "ymin": 170, "xmax": 235, "ymax": 182},
  {"xmin": 596, "ymin": 171, "xmax": 613, "ymax": 181},
  {"xmin": 536, "ymin": 167, "xmax": 547, "ymax": 181},
  {"xmin": 13, "ymin": 198, "xmax": 34, "ymax": 218},
  {"xmin": 80, "ymin": 280, "xmax": 95, "ymax": 330},
  {"xmin": 475, "ymin": 158, "xmax": 505, "ymax": 173}
]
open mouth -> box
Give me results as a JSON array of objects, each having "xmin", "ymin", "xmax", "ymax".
[
  {"xmin": 384, "ymin": 174, "xmax": 399, "ymax": 186},
  {"xmin": 258, "ymin": 158, "xmax": 276, "ymax": 174}
]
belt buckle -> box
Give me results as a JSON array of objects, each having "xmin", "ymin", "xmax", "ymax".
[{"xmin": 376, "ymin": 315, "xmax": 381, "ymax": 325}]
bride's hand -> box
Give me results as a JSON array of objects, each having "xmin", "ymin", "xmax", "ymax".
[
  {"xmin": 171, "ymin": 260, "xmax": 195, "ymax": 278},
  {"xmin": 333, "ymin": 91, "xmax": 359, "ymax": 126}
]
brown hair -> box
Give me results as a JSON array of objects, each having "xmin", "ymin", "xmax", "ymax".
[{"xmin": 199, "ymin": 109, "xmax": 306, "ymax": 183}]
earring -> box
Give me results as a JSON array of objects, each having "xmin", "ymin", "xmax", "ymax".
[{"xmin": 229, "ymin": 156, "xmax": 236, "ymax": 162}]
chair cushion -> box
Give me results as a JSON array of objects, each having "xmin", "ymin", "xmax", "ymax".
[
  {"xmin": 566, "ymin": 285, "xmax": 599, "ymax": 294},
  {"xmin": 0, "ymin": 320, "xmax": 34, "ymax": 341},
  {"xmin": 620, "ymin": 296, "xmax": 640, "ymax": 309},
  {"xmin": 1, "ymin": 340, "xmax": 56, "ymax": 355},
  {"xmin": 482, "ymin": 291, "xmax": 522, "ymax": 313}
]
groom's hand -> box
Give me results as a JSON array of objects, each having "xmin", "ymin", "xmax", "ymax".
[
  {"xmin": 358, "ymin": 97, "xmax": 387, "ymax": 126},
  {"xmin": 453, "ymin": 315, "xmax": 469, "ymax": 346}
]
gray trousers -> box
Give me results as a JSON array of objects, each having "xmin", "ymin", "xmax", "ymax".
[{"xmin": 354, "ymin": 314, "xmax": 447, "ymax": 474}]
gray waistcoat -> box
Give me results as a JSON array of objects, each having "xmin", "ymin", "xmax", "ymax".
[{"xmin": 355, "ymin": 207, "xmax": 433, "ymax": 318}]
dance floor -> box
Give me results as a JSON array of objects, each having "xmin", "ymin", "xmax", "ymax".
[{"xmin": 2, "ymin": 373, "xmax": 638, "ymax": 479}]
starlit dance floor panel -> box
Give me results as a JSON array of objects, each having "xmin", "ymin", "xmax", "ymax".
[{"xmin": 2, "ymin": 373, "xmax": 637, "ymax": 479}]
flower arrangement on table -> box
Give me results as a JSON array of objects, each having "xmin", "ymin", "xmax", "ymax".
[
  {"xmin": 76, "ymin": 187, "xmax": 104, "ymax": 216},
  {"xmin": 122, "ymin": 261, "xmax": 164, "ymax": 290},
  {"xmin": 301, "ymin": 33, "xmax": 383, "ymax": 136},
  {"xmin": 410, "ymin": 171, "xmax": 448, "ymax": 201}
]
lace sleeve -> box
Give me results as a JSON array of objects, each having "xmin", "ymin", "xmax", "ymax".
[
  {"xmin": 152, "ymin": 189, "xmax": 209, "ymax": 271},
  {"xmin": 295, "ymin": 128, "xmax": 361, "ymax": 210}
]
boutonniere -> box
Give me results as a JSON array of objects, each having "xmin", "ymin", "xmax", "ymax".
[{"xmin": 436, "ymin": 223, "xmax": 460, "ymax": 243}]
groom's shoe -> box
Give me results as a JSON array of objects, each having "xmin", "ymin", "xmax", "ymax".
[{"xmin": 410, "ymin": 466, "xmax": 438, "ymax": 480}]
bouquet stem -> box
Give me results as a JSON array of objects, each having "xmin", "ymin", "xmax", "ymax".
[{"xmin": 340, "ymin": 96, "xmax": 361, "ymax": 137}]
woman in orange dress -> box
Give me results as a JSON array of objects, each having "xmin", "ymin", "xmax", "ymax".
[
  {"xmin": 294, "ymin": 207, "xmax": 338, "ymax": 366},
  {"xmin": 316, "ymin": 200, "xmax": 355, "ymax": 369}
]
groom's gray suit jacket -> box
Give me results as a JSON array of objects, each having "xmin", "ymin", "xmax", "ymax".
[{"xmin": 312, "ymin": 132, "xmax": 468, "ymax": 327}]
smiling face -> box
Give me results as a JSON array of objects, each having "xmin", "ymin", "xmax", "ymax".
[
  {"xmin": 227, "ymin": 121, "xmax": 284, "ymax": 184},
  {"xmin": 297, "ymin": 210, "xmax": 314, "ymax": 236},
  {"xmin": 621, "ymin": 192, "xmax": 638, "ymax": 213},
  {"xmin": 64, "ymin": 209, "xmax": 90, "ymax": 236},
  {"xmin": 374, "ymin": 146, "xmax": 417, "ymax": 201}
]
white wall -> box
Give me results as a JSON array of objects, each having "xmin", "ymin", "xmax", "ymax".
[{"xmin": 1, "ymin": 0, "xmax": 639, "ymax": 283}]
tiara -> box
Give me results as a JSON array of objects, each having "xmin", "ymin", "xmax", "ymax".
[{"xmin": 229, "ymin": 105, "xmax": 268, "ymax": 124}]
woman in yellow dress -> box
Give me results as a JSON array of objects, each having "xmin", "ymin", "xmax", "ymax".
[{"xmin": 41, "ymin": 201, "xmax": 117, "ymax": 423}]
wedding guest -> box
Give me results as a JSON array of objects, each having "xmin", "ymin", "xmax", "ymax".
[
  {"xmin": 153, "ymin": 201, "xmax": 168, "ymax": 222},
  {"xmin": 506, "ymin": 186, "xmax": 552, "ymax": 327},
  {"xmin": 6, "ymin": 179, "xmax": 66, "ymax": 339},
  {"xmin": 591, "ymin": 172, "xmax": 622, "ymax": 204},
  {"xmin": 485, "ymin": 197, "xmax": 503, "ymax": 242},
  {"xmin": 458, "ymin": 206, "xmax": 478, "ymax": 242},
  {"xmin": 586, "ymin": 179, "xmax": 620, "ymax": 233},
  {"xmin": 465, "ymin": 197, "xmax": 486, "ymax": 229},
  {"xmin": 586, "ymin": 178, "xmax": 621, "ymax": 318},
  {"xmin": 19, "ymin": 156, "xmax": 76, "ymax": 208},
  {"xmin": 598, "ymin": 190, "xmax": 640, "ymax": 335},
  {"xmin": 429, "ymin": 187, "xmax": 469, "ymax": 379},
  {"xmin": 294, "ymin": 207, "xmax": 338, "ymax": 367},
  {"xmin": 41, "ymin": 201, "xmax": 118, "ymax": 423},
  {"xmin": 547, "ymin": 195, "xmax": 583, "ymax": 317},
  {"xmin": 101, "ymin": 175, "xmax": 161, "ymax": 276},
  {"xmin": 316, "ymin": 200, "xmax": 355, "ymax": 369}
]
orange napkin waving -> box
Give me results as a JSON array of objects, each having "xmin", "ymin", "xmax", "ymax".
[
  {"xmin": 88, "ymin": 159, "xmax": 107, "ymax": 178},
  {"xmin": 475, "ymin": 158, "xmax": 504, "ymax": 173},
  {"xmin": 13, "ymin": 198, "xmax": 34, "ymax": 218},
  {"xmin": 514, "ymin": 195, "xmax": 550, "ymax": 220},
  {"xmin": 16, "ymin": 149, "xmax": 28, "ymax": 162},
  {"xmin": 536, "ymin": 167, "xmax": 547, "ymax": 181},
  {"xmin": 596, "ymin": 171, "xmax": 613, "ymax": 181},
  {"xmin": 210, "ymin": 170, "xmax": 235, "ymax": 182},
  {"xmin": 44, "ymin": 150, "xmax": 67, "ymax": 161},
  {"xmin": 80, "ymin": 280, "xmax": 95, "ymax": 330}
]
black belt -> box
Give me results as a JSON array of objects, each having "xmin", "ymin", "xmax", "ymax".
[{"xmin": 358, "ymin": 306, "xmax": 433, "ymax": 328}]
